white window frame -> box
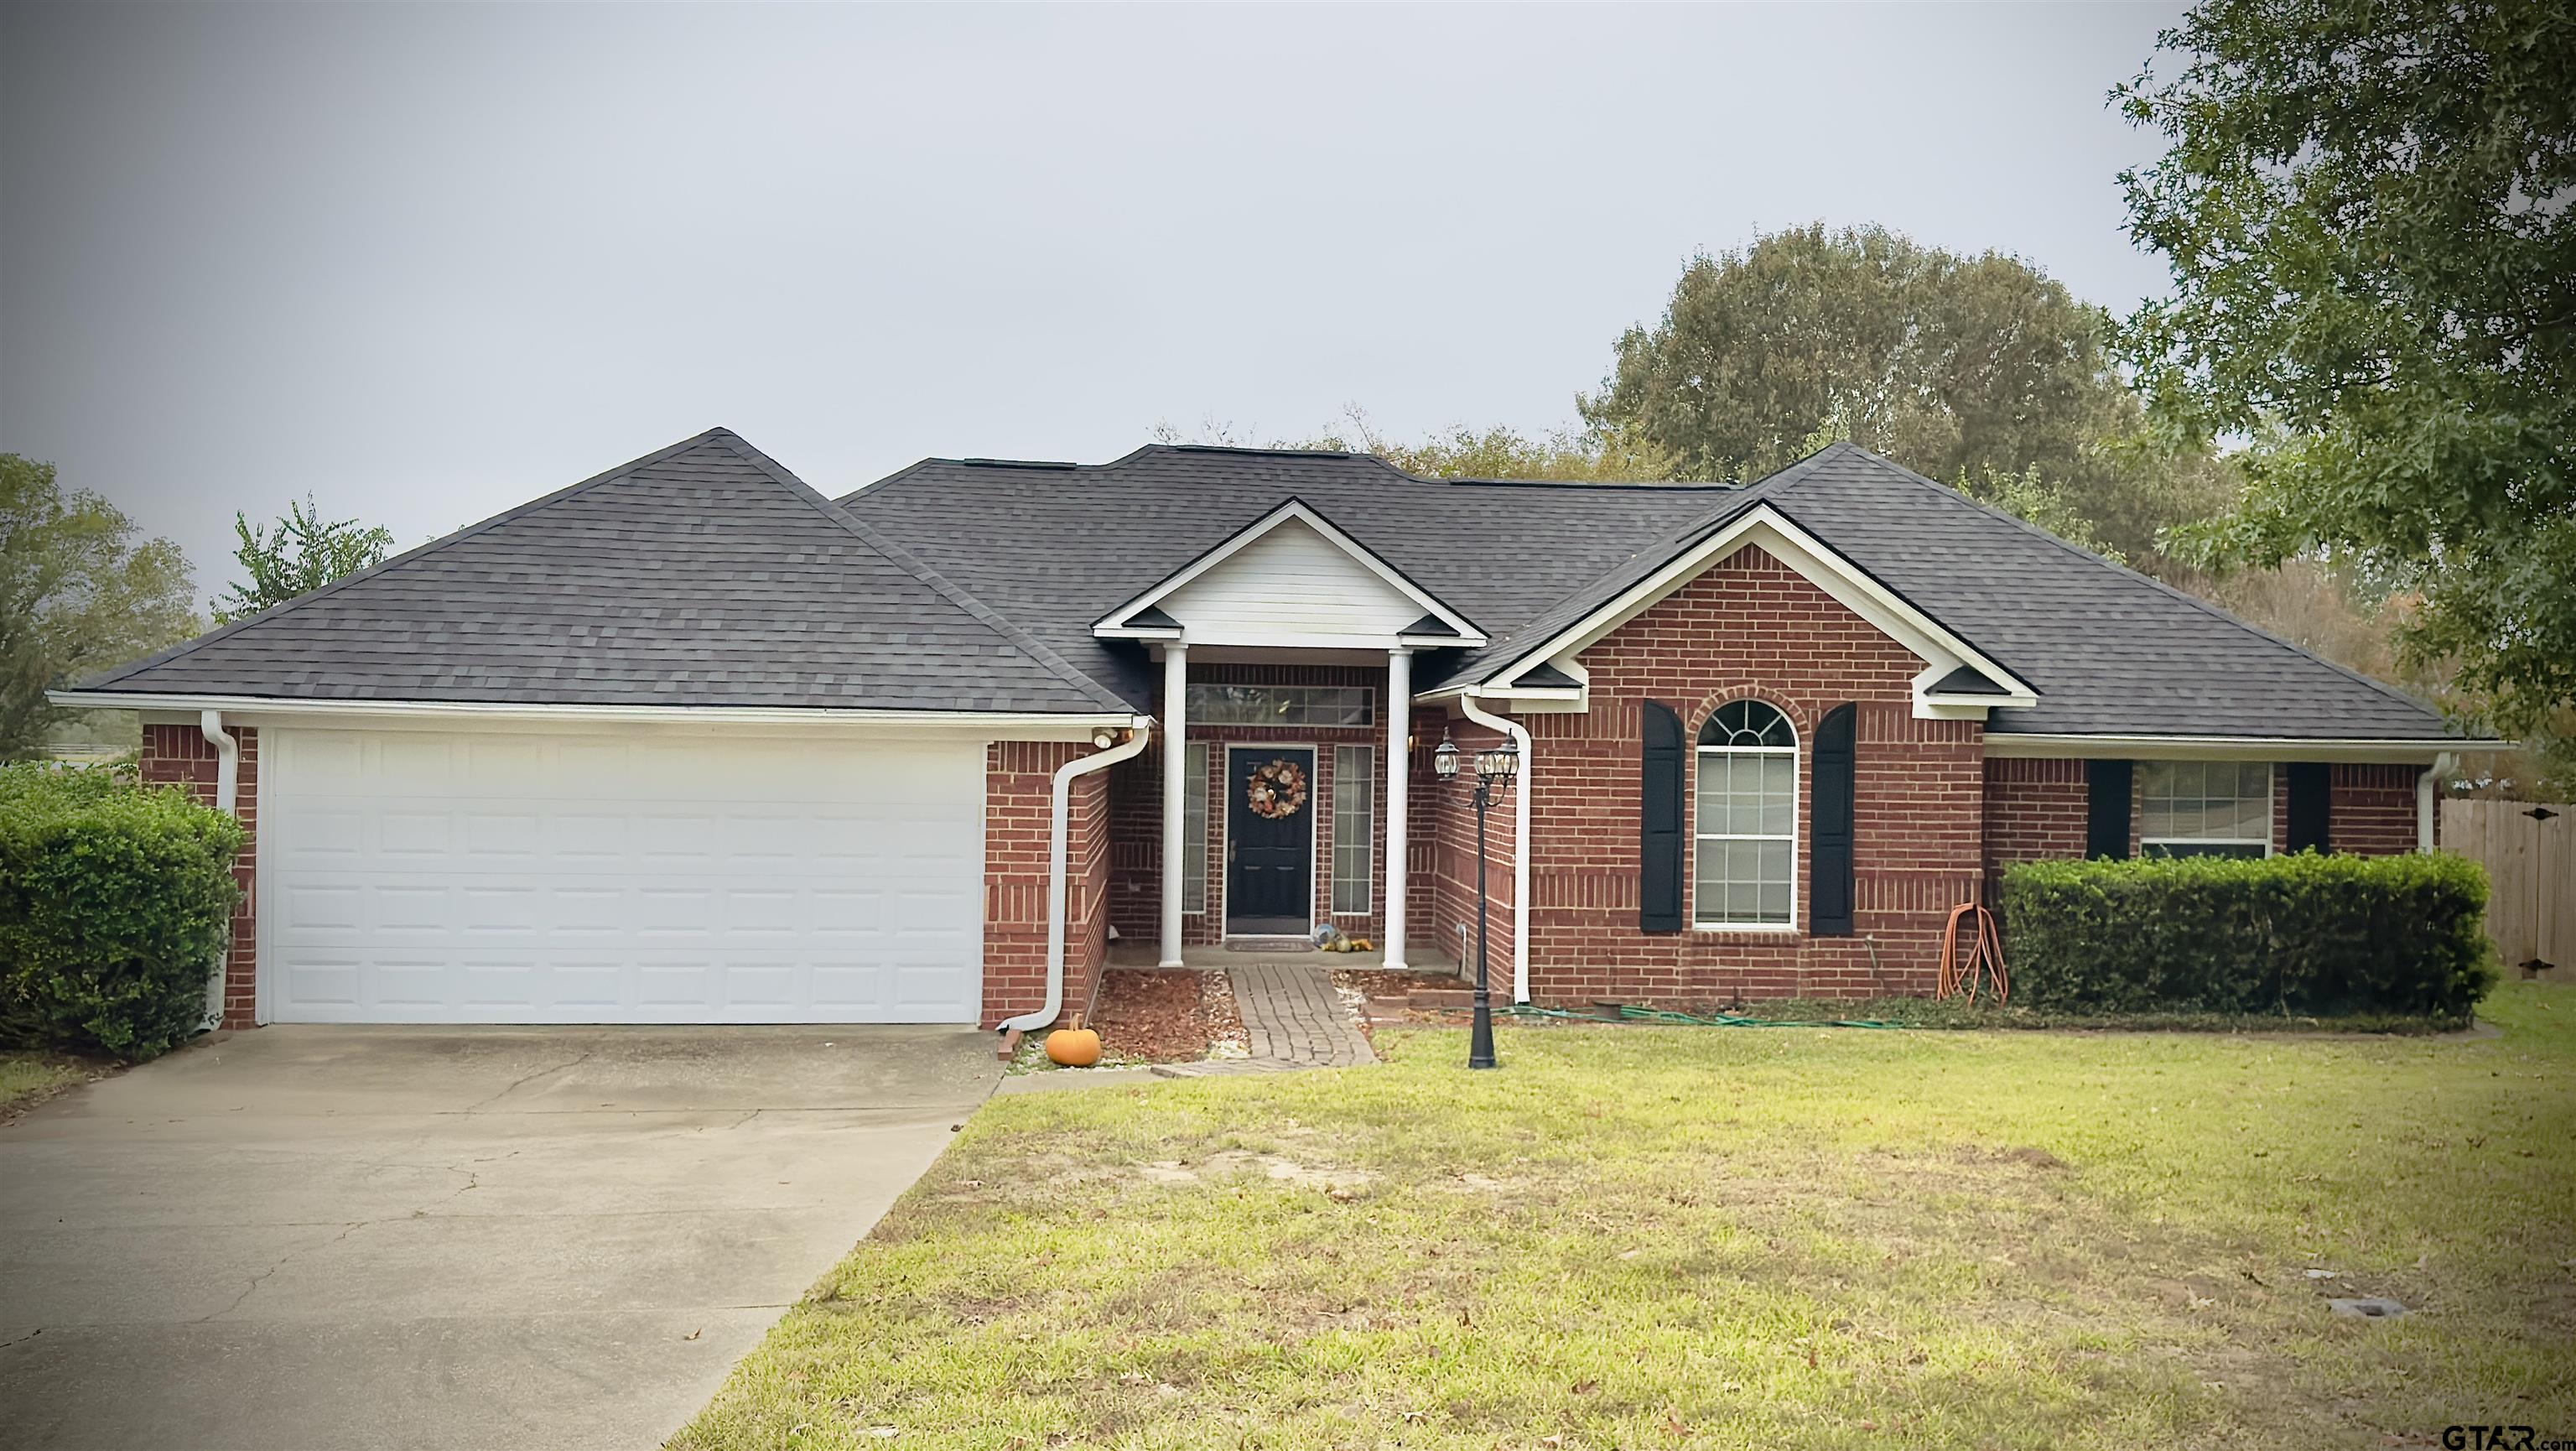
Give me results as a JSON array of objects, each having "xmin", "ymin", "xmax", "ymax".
[
  {"xmin": 1332, "ymin": 745, "xmax": 1374, "ymax": 915},
  {"xmin": 1182, "ymin": 741, "xmax": 1210, "ymax": 914},
  {"xmin": 1692, "ymin": 702, "xmax": 1800, "ymax": 932},
  {"xmin": 2139, "ymin": 759, "xmax": 2275, "ymax": 859}
]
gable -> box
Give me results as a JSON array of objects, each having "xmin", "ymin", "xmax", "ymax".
[
  {"xmin": 1160, "ymin": 518, "xmax": 1425, "ymax": 642},
  {"xmin": 1476, "ymin": 502, "xmax": 2035, "ymax": 720},
  {"xmin": 1587, "ymin": 543, "xmax": 1929, "ymax": 702},
  {"xmin": 1092, "ymin": 497, "xmax": 1485, "ymax": 650}
]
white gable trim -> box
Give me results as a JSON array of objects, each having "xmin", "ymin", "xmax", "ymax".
[
  {"xmin": 1488, "ymin": 504, "xmax": 2038, "ymax": 717},
  {"xmin": 1093, "ymin": 499, "xmax": 1487, "ymax": 647}
]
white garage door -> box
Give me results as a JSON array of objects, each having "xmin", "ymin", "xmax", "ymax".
[{"xmin": 262, "ymin": 726, "xmax": 986, "ymax": 1024}]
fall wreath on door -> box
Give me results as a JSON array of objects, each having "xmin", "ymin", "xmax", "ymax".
[{"xmin": 1244, "ymin": 757, "xmax": 1309, "ymax": 819}]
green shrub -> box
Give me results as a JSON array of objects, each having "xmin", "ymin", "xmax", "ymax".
[
  {"xmin": 2000, "ymin": 851, "xmax": 2496, "ymax": 1020},
  {"xmin": 0, "ymin": 762, "xmax": 244, "ymax": 1059}
]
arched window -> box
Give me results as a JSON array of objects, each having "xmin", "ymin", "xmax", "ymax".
[{"xmin": 1695, "ymin": 700, "xmax": 1797, "ymax": 928}]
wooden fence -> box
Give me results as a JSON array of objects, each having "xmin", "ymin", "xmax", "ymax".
[{"xmin": 2440, "ymin": 798, "xmax": 2573, "ymax": 975}]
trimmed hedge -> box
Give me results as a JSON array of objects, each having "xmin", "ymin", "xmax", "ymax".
[
  {"xmin": 0, "ymin": 763, "xmax": 244, "ymax": 1059},
  {"xmin": 2000, "ymin": 851, "xmax": 2496, "ymax": 1019}
]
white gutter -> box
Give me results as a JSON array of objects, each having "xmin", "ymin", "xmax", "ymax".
[
  {"xmin": 1456, "ymin": 694, "xmax": 1531, "ymax": 1004},
  {"xmin": 2418, "ymin": 752, "xmax": 2455, "ymax": 852},
  {"xmin": 46, "ymin": 689, "xmax": 1136, "ymax": 737},
  {"xmin": 1986, "ymin": 732, "xmax": 2481, "ymax": 763},
  {"xmin": 998, "ymin": 721, "xmax": 1154, "ymax": 1037},
  {"xmin": 198, "ymin": 710, "xmax": 241, "ymax": 1029}
]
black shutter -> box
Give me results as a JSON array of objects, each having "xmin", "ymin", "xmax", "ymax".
[
  {"xmin": 2286, "ymin": 762, "xmax": 2331, "ymax": 854},
  {"xmin": 1810, "ymin": 703, "xmax": 1857, "ymax": 935},
  {"xmin": 2085, "ymin": 759, "xmax": 2133, "ymax": 860},
  {"xmin": 1639, "ymin": 700, "xmax": 1684, "ymax": 933}
]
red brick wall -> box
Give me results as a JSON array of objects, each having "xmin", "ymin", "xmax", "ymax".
[
  {"xmin": 1979, "ymin": 758, "xmax": 2428, "ymax": 873},
  {"xmin": 1107, "ymin": 661, "xmax": 1403, "ymax": 948},
  {"xmin": 1983, "ymin": 757, "xmax": 2089, "ymax": 868},
  {"xmin": 140, "ymin": 721, "xmax": 259, "ymax": 1028},
  {"xmin": 1520, "ymin": 545, "xmax": 1984, "ymax": 1006},
  {"xmin": 2333, "ymin": 763, "xmax": 2423, "ymax": 854},
  {"xmin": 1424, "ymin": 715, "xmax": 1516, "ymax": 975},
  {"xmin": 984, "ymin": 740, "xmax": 1113, "ymax": 1029}
]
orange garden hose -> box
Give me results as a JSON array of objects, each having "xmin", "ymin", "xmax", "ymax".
[{"xmin": 1937, "ymin": 899, "xmax": 2009, "ymax": 1004}]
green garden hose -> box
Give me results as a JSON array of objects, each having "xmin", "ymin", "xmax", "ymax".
[{"xmin": 1494, "ymin": 1004, "xmax": 1908, "ymax": 1030}]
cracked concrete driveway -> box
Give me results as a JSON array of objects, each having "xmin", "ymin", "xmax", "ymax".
[{"xmin": 0, "ymin": 1025, "xmax": 1000, "ymax": 1451}]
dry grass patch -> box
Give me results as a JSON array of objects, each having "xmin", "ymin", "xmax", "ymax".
[{"xmin": 674, "ymin": 982, "xmax": 2575, "ymax": 1450}]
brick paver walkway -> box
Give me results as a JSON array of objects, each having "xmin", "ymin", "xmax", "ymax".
[{"xmin": 1151, "ymin": 961, "xmax": 1376, "ymax": 1078}]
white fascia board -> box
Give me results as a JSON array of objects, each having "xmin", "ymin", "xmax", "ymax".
[
  {"xmin": 1090, "ymin": 499, "xmax": 1488, "ymax": 645},
  {"xmin": 1490, "ymin": 507, "xmax": 2037, "ymax": 704},
  {"xmin": 1140, "ymin": 627, "xmax": 1428, "ymax": 652},
  {"xmin": 1095, "ymin": 625, "xmax": 1182, "ymax": 642},
  {"xmin": 1983, "ymin": 732, "xmax": 2486, "ymax": 763},
  {"xmin": 1908, "ymin": 663, "xmax": 2034, "ymax": 720},
  {"xmin": 54, "ymin": 690, "xmax": 1141, "ymax": 741}
]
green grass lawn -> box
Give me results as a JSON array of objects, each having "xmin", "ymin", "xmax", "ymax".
[
  {"xmin": 0, "ymin": 1053, "xmax": 91, "ymax": 1115},
  {"xmin": 673, "ymin": 983, "xmax": 2576, "ymax": 1450}
]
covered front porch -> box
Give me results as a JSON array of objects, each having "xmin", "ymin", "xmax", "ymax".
[{"xmin": 1084, "ymin": 495, "xmax": 1530, "ymax": 997}]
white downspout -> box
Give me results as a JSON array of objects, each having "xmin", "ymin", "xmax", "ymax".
[
  {"xmin": 999, "ymin": 721, "xmax": 1154, "ymax": 1037},
  {"xmin": 2417, "ymin": 752, "xmax": 2454, "ymax": 852},
  {"xmin": 1457, "ymin": 694, "xmax": 1531, "ymax": 1004},
  {"xmin": 198, "ymin": 710, "xmax": 242, "ymax": 1029}
]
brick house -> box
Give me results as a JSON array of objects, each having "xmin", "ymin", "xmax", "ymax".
[{"xmin": 57, "ymin": 430, "xmax": 2477, "ymax": 1032}]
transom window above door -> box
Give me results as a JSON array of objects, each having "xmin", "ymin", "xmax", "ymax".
[
  {"xmin": 1185, "ymin": 684, "xmax": 1374, "ymax": 728},
  {"xmin": 2141, "ymin": 760, "xmax": 2272, "ymax": 858}
]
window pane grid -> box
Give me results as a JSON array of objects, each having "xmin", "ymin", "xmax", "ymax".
[
  {"xmin": 1692, "ymin": 702, "xmax": 1797, "ymax": 928},
  {"xmin": 2141, "ymin": 760, "xmax": 2271, "ymax": 859},
  {"xmin": 1332, "ymin": 746, "xmax": 1374, "ymax": 914},
  {"xmin": 1182, "ymin": 742, "xmax": 1210, "ymax": 913}
]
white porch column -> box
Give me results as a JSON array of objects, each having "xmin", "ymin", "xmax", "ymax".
[
  {"xmin": 1382, "ymin": 647, "xmax": 1411, "ymax": 970},
  {"xmin": 1158, "ymin": 644, "xmax": 1189, "ymax": 966}
]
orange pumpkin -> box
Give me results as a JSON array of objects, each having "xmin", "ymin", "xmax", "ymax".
[{"xmin": 1044, "ymin": 1027, "xmax": 1103, "ymax": 1067}]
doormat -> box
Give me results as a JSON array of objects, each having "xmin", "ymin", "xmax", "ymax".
[{"xmin": 1224, "ymin": 940, "xmax": 1317, "ymax": 954}]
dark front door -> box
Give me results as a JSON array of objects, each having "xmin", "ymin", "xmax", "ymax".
[{"xmin": 1225, "ymin": 746, "xmax": 1315, "ymax": 935}]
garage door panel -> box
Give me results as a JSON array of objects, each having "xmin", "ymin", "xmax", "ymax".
[{"xmin": 265, "ymin": 727, "xmax": 985, "ymax": 1024}]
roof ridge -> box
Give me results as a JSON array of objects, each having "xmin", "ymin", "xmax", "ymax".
[
  {"xmin": 78, "ymin": 426, "xmax": 737, "ymax": 690},
  {"xmin": 1449, "ymin": 483, "xmax": 1778, "ymax": 681},
  {"xmin": 709, "ymin": 434, "xmax": 1135, "ymax": 715},
  {"xmin": 1819, "ymin": 444, "xmax": 2450, "ymax": 725}
]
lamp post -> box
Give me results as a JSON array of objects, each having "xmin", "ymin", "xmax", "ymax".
[{"xmin": 1435, "ymin": 728, "xmax": 1518, "ymax": 1070}]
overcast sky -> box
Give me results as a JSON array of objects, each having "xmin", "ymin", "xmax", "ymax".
[{"xmin": 2, "ymin": 1, "xmax": 2184, "ymax": 600}]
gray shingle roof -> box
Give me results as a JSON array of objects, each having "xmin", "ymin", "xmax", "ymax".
[
  {"xmin": 76, "ymin": 430, "xmax": 2468, "ymax": 743},
  {"xmin": 840, "ymin": 446, "xmax": 1737, "ymax": 704},
  {"xmin": 75, "ymin": 429, "xmax": 1128, "ymax": 714},
  {"xmin": 1757, "ymin": 446, "xmax": 2460, "ymax": 739},
  {"xmin": 843, "ymin": 441, "xmax": 2465, "ymax": 742}
]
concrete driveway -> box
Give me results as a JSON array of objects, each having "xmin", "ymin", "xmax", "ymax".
[{"xmin": 0, "ymin": 1025, "xmax": 1001, "ymax": 1451}]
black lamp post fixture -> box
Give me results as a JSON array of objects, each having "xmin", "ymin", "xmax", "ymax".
[{"xmin": 1433, "ymin": 727, "xmax": 1519, "ymax": 1069}]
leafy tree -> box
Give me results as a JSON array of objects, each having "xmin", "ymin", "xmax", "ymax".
[
  {"xmin": 1156, "ymin": 408, "xmax": 1680, "ymax": 482},
  {"xmin": 0, "ymin": 455, "xmax": 199, "ymax": 759},
  {"xmin": 210, "ymin": 497, "xmax": 395, "ymax": 624},
  {"xmin": 2114, "ymin": 0, "xmax": 2576, "ymax": 763},
  {"xmin": 1577, "ymin": 225, "xmax": 2190, "ymax": 523}
]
